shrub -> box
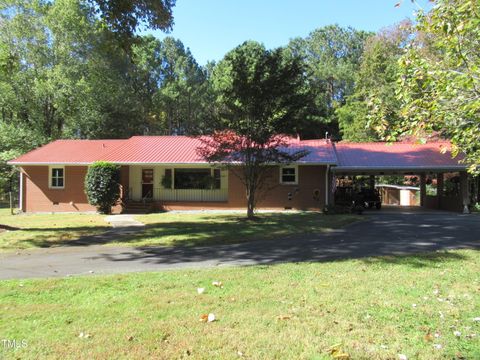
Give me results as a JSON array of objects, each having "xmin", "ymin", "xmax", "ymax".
[{"xmin": 85, "ymin": 162, "xmax": 120, "ymax": 214}]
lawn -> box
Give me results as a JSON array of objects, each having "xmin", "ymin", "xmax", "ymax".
[
  {"xmin": 0, "ymin": 249, "xmax": 478, "ymax": 359},
  {"xmin": 0, "ymin": 210, "xmax": 360, "ymax": 251},
  {"xmin": 0, "ymin": 209, "xmax": 109, "ymax": 251},
  {"xmin": 122, "ymin": 212, "xmax": 362, "ymax": 247}
]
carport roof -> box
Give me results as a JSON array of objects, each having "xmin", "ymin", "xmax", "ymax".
[{"xmin": 332, "ymin": 141, "xmax": 466, "ymax": 173}]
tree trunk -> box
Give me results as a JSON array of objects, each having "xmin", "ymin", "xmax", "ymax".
[
  {"xmin": 246, "ymin": 185, "xmax": 255, "ymax": 219},
  {"xmin": 247, "ymin": 199, "xmax": 254, "ymax": 218}
]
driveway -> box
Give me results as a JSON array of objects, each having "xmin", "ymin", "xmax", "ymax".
[{"xmin": 0, "ymin": 211, "xmax": 479, "ymax": 280}]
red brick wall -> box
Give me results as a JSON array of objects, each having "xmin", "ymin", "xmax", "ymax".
[
  {"xmin": 22, "ymin": 165, "xmax": 129, "ymax": 213},
  {"xmin": 22, "ymin": 165, "xmax": 327, "ymax": 212},
  {"xmin": 160, "ymin": 165, "xmax": 327, "ymax": 211},
  {"xmin": 22, "ymin": 166, "xmax": 96, "ymax": 212}
]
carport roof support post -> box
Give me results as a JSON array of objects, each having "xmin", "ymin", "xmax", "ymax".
[
  {"xmin": 437, "ymin": 173, "xmax": 444, "ymax": 209},
  {"xmin": 420, "ymin": 174, "xmax": 426, "ymax": 207},
  {"xmin": 460, "ymin": 171, "xmax": 470, "ymax": 214}
]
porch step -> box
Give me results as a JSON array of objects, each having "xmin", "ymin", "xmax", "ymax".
[{"xmin": 122, "ymin": 201, "xmax": 154, "ymax": 214}]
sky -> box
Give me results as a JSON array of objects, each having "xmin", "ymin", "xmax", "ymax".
[{"xmin": 148, "ymin": 0, "xmax": 433, "ymax": 65}]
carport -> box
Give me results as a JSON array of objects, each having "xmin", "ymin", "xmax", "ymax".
[{"xmin": 329, "ymin": 142, "xmax": 471, "ymax": 213}]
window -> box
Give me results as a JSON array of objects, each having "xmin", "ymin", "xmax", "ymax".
[
  {"xmin": 162, "ymin": 169, "xmax": 173, "ymax": 189},
  {"xmin": 213, "ymin": 169, "xmax": 221, "ymax": 189},
  {"xmin": 280, "ymin": 166, "xmax": 297, "ymax": 184},
  {"xmin": 174, "ymin": 168, "xmax": 212, "ymax": 189},
  {"xmin": 50, "ymin": 167, "xmax": 64, "ymax": 188}
]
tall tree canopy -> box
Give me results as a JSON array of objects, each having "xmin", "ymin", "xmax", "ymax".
[
  {"xmin": 0, "ymin": 0, "xmax": 178, "ymax": 195},
  {"xmin": 337, "ymin": 21, "xmax": 413, "ymax": 141},
  {"xmin": 288, "ymin": 25, "xmax": 372, "ymax": 139},
  {"xmin": 396, "ymin": 0, "xmax": 480, "ymax": 171},
  {"xmin": 152, "ymin": 37, "xmax": 214, "ymax": 135},
  {"xmin": 90, "ymin": 0, "xmax": 175, "ymax": 36},
  {"xmin": 201, "ymin": 41, "xmax": 308, "ymax": 218}
]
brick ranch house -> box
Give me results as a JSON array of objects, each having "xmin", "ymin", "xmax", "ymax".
[{"xmin": 8, "ymin": 136, "xmax": 470, "ymax": 213}]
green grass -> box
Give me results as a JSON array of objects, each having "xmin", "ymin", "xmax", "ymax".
[
  {"xmin": 0, "ymin": 209, "xmax": 109, "ymax": 251},
  {"xmin": 122, "ymin": 212, "xmax": 362, "ymax": 247},
  {"xmin": 0, "ymin": 249, "xmax": 479, "ymax": 359},
  {"xmin": 0, "ymin": 210, "xmax": 360, "ymax": 251}
]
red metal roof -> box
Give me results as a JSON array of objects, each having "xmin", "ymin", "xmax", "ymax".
[
  {"xmin": 8, "ymin": 140, "xmax": 126, "ymax": 165},
  {"xmin": 102, "ymin": 136, "xmax": 207, "ymax": 164},
  {"xmin": 100, "ymin": 136, "xmax": 337, "ymax": 164},
  {"xmin": 290, "ymin": 139, "xmax": 337, "ymax": 164},
  {"xmin": 334, "ymin": 141, "xmax": 465, "ymax": 170},
  {"xmin": 7, "ymin": 136, "xmax": 466, "ymax": 171}
]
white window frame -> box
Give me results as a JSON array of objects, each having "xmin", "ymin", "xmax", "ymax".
[
  {"xmin": 280, "ymin": 165, "xmax": 298, "ymax": 185},
  {"xmin": 49, "ymin": 166, "xmax": 65, "ymax": 189}
]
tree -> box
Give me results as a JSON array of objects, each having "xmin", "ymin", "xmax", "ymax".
[
  {"xmin": 85, "ymin": 162, "xmax": 120, "ymax": 214},
  {"xmin": 396, "ymin": 0, "xmax": 480, "ymax": 170},
  {"xmin": 201, "ymin": 41, "xmax": 308, "ymax": 218},
  {"xmin": 338, "ymin": 21, "xmax": 413, "ymax": 141},
  {"xmin": 152, "ymin": 37, "xmax": 214, "ymax": 135},
  {"xmin": 88, "ymin": 0, "xmax": 175, "ymax": 49},
  {"xmin": 288, "ymin": 25, "xmax": 371, "ymax": 139}
]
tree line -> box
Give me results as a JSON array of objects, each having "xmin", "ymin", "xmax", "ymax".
[{"xmin": 1, "ymin": 0, "xmax": 478, "ymax": 195}]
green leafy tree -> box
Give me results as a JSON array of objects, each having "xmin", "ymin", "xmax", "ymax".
[
  {"xmin": 88, "ymin": 0, "xmax": 175, "ymax": 47},
  {"xmin": 201, "ymin": 41, "xmax": 308, "ymax": 218},
  {"xmin": 152, "ymin": 37, "xmax": 214, "ymax": 135},
  {"xmin": 396, "ymin": 0, "xmax": 479, "ymax": 170},
  {"xmin": 288, "ymin": 25, "xmax": 371, "ymax": 139},
  {"xmin": 85, "ymin": 162, "xmax": 120, "ymax": 214},
  {"xmin": 338, "ymin": 21, "xmax": 413, "ymax": 141}
]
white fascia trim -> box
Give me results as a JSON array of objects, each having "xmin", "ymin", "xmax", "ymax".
[
  {"xmin": 9, "ymin": 161, "xmax": 337, "ymax": 166},
  {"xmin": 332, "ymin": 165, "xmax": 467, "ymax": 171},
  {"xmin": 8, "ymin": 162, "xmax": 92, "ymax": 166}
]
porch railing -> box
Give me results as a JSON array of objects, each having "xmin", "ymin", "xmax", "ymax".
[{"xmin": 154, "ymin": 188, "xmax": 228, "ymax": 202}]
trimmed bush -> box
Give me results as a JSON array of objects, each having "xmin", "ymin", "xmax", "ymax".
[{"xmin": 85, "ymin": 161, "xmax": 120, "ymax": 214}]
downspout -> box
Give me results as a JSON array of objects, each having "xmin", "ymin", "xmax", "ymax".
[
  {"xmin": 19, "ymin": 169, "xmax": 23, "ymax": 212},
  {"xmin": 325, "ymin": 164, "xmax": 330, "ymax": 206}
]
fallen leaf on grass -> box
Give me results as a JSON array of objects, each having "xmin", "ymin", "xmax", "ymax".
[
  {"xmin": 277, "ymin": 315, "xmax": 291, "ymax": 320},
  {"xmin": 327, "ymin": 344, "xmax": 350, "ymax": 359},
  {"xmin": 424, "ymin": 333, "xmax": 434, "ymax": 342},
  {"xmin": 199, "ymin": 313, "xmax": 216, "ymax": 322}
]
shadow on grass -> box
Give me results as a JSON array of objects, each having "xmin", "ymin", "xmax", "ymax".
[
  {"xmin": 360, "ymin": 250, "xmax": 470, "ymax": 268},
  {"xmin": 20, "ymin": 213, "xmax": 358, "ymax": 248},
  {"xmin": 0, "ymin": 224, "xmax": 19, "ymax": 231},
  {"xmin": 2, "ymin": 226, "xmax": 110, "ymax": 249}
]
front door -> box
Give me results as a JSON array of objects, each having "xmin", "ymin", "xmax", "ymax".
[{"xmin": 142, "ymin": 169, "xmax": 154, "ymax": 199}]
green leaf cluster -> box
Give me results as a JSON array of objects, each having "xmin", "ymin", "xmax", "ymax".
[
  {"xmin": 396, "ymin": 0, "xmax": 480, "ymax": 171},
  {"xmin": 84, "ymin": 161, "xmax": 120, "ymax": 214}
]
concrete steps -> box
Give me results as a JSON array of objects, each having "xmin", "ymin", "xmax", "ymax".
[{"xmin": 122, "ymin": 201, "xmax": 154, "ymax": 214}]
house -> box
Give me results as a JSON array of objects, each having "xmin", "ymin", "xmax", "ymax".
[{"xmin": 7, "ymin": 136, "xmax": 470, "ymax": 213}]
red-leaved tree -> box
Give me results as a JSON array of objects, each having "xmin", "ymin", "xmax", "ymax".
[{"xmin": 198, "ymin": 131, "xmax": 307, "ymax": 218}]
